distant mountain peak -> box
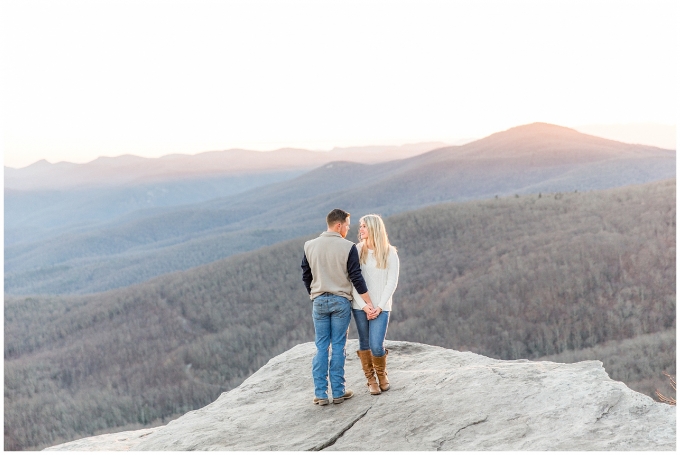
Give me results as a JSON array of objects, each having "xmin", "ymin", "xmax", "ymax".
[
  {"xmin": 502, "ymin": 122, "xmax": 580, "ymax": 136},
  {"xmin": 26, "ymin": 159, "xmax": 52, "ymax": 168},
  {"xmin": 90, "ymin": 154, "xmax": 148, "ymax": 164},
  {"xmin": 463, "ymin": 122, "xmax": 622, "ymax": 151}
]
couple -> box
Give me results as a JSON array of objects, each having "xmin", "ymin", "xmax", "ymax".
[{"xmin": 301, "ymin": 208, "xmax": 399, "ymax": 405}]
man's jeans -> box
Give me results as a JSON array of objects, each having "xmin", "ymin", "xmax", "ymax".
[
  {"xmin": 352, "ymin": 308, "xmax": 390, "ymax": 357},
  {"xmin": 312, "ymin": 293, "xmax": 352, "ymax": 400}
]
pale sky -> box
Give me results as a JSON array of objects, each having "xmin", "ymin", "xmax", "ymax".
[{"xmin": 1, "ymin": 0, "xmax": 678, "ymax": 168}]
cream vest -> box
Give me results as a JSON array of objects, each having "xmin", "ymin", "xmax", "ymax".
[{"xmin": 304, "ymin": 231, "xmax": 355, "ymax": 301}]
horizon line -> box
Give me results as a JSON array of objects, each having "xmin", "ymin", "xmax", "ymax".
[{"xmin": 5, "ymin": 121, "xmax": 676, "ymax": 170}]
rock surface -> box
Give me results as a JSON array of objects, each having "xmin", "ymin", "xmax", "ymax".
[{"xmin": 45, "ymin": 340, "xmax": 676, "ymax": 451}]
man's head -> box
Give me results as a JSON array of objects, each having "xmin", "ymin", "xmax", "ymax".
[{"xmin": 326, "ymin": 208, "xmax": 350, "ymax": 238}]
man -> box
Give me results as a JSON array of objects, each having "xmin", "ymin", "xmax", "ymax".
[{"xmin": 301, "ymin": 208, "xmax": 374, "ymax": 405}]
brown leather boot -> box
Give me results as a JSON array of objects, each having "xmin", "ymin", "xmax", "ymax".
[
  {"xmin": 357, "ymin": 350, "xmax": 381, "ymax": 395},
  {"xmin": 372, "ymin": 349, "xmax": 390, "ymax": 392}
]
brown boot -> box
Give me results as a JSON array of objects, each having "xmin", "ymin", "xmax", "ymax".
[
  {"xmin": 357, "ymin": 350, "xmax": 381, "ymax": 395},
  {"xmin": 372, "ymin": 349, "xmax": 390, "ymax": 392}
]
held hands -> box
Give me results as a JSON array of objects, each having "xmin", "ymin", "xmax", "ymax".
[
  {"xmin": 358, "ymin": 292, "xmax": 380, "ymax": 319},
  {"xmin": 363, "ymin": 304, "xmax": 382, "ymax": 320}
]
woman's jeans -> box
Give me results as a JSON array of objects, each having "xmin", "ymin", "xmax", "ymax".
[
  {"xmin": 312, "ymin": 293, "xmax": 352, "ymax": 400},
  {"xmin": 352, "ymin": 308, "xmax": 390, "ymax": 357}
]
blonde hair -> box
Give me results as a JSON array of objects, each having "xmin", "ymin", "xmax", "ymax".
[{"xmin": 358, "ymin": 214, "xmax": 396, "ymax": 269}]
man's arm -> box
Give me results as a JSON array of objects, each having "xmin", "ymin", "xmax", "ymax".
[
  {"xmin": 347, "ymin": 245, "xmax": 373, "ymax": 305},
  {"xmin": 301, "ymin": 253, "xmax": 313, "ymax": 295}
]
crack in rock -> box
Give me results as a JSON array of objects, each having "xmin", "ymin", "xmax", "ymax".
[
  {"xmin": 490, "ymin": 368, "xmax": 506, "ymax": 378},
  {"xmin": 595, "ymin": 395, "xmax": 623, "ymax": 422},
  {"xmin": 436, "ymin": 416, "xmax": 489, "ymax": 451},
  {"xmin": 595, "ymin": 404, "xmax": 615, "ymax": 422},
  {"xmin": 436, "ymin": 374, "xmax": 455, "ymax": 386},
  {"xmin": 307, "ymin": 406, "xmax": 372, "ymax": 451},
  {"xmin": 521, "ymin": 391, "xmax": 541, "ymax": 402}
]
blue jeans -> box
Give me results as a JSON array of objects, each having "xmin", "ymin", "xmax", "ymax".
[
  {"xmin": 352, "ymin": 308, "xmax": 390, "ymax": 357},
  {"xmin": 312, "ymin": 293, "xmax": 352, "ymax": 399}
]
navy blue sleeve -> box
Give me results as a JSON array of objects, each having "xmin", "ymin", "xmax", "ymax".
[
  {"xmin": 347, "ymin": 245, "xmax": 368, "ymax": 294},
  {"xmin": 301, "ymin": 253, "xmax": 313, "ymax": 295}
]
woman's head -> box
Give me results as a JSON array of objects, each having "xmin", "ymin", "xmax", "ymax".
[{"xmin": 358, "ymin": 214, "xmax": 394, "ymax": 269}]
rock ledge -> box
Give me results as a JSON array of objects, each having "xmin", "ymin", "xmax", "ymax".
[{"xmin": 45, "ymin": 340, "xmax": 676, "ymax": 451}]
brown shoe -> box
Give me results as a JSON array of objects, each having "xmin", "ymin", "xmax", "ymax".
[
  {"xmin": 313, "ymin": 397, "xmax": 329, "ymax": 406},
  {"xmin": 372, "ymin": 349, "xmax": 390, "ymax": 392},
  {"xmin": 333, "ymin": 389, "xmax": 354, "ymax": 404},
  {"xmin": 357, "ymin": 350, "xmax": 381, "ymax": 395}
]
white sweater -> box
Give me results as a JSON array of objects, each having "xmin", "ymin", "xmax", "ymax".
[{"xmin": 351, "ymin": 244, "xmax": 400, "ymax": 311}]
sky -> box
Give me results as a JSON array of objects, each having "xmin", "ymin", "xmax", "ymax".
[{"xmin": 1, "ymin": 0, "xmax": 678, "ymax": 168}]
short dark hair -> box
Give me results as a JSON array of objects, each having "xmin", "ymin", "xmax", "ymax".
[{"xmin": 326, "ymin": 208, "xmax": 350, "ymax": 226}]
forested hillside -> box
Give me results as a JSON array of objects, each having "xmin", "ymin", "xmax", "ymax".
[
  {"xmin": 4, "ymin": 179, "xmax": 675, "ymax": 450},
  {"xmin": 538, "ymin": 329, "xmax": 676, "ymax": 401},
  {"xmin": 6, "ymin": 123, "xmax": 675, "ymax": 295}
]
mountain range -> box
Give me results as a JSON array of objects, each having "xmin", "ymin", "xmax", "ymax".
[
  {"xmin": 5, "ymin": 123, "xmax": 675, "ymax": 295},
  {"xmin": 6, "ymin": 142, "xmax": 451, "ymax": 191},
  {"xmin": 4, "ymin": 178, "xmax": 675, "ymax": 450},
  {"xmin": 4, "ymin": 142, "xmax": 446, "ymax": 246}
]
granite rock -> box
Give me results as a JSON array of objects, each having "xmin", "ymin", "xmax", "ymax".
[{"xmin": 45, "ymin": 340, "xmax": 676, "ymax": 451}]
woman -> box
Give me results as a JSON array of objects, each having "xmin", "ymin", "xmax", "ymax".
[{"xmin": 351, "ymin": 214, "xmax": 399, "ymax": 395}]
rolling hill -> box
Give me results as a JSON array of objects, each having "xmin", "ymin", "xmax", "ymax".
[
  {"xmin": 5, "ymin": 123, "xmax": 675, "ymax": 295},
  {"xmin": 4, "ymin": 179, "xmax": 675, "ymax": 450}
]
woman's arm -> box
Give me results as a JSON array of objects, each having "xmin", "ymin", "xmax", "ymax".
[{"xmin": 377, "ymin": 248, "xmax": 400, "ymax": 310}]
